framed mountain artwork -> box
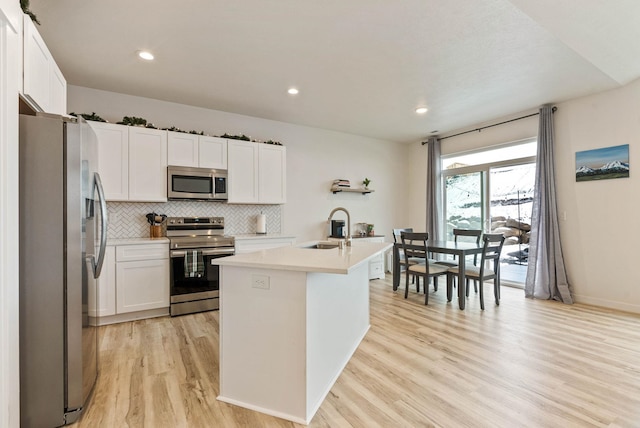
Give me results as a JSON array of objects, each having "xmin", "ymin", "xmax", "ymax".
[{"xmin": 575, "ymin": 144, "xmax": 629, "ymax": 182}]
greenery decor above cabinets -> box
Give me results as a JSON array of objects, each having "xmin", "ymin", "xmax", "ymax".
[
  {"xmin": 22, "ymin": 13, "xmax": 67, "ymax": 114},
  {"xmin": 167, "ymin": 132, "xmax": 228, "ymax": 170},
  {"xmin": 90, "ymin": 121, "xmax": 168, "ymax": 202},
  {"xmin": 227, "ymin": 140, "xmax": 286, "ymax": 204}
]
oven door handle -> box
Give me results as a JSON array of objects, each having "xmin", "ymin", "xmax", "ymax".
[{"xmin": 170, "ymin": 248, "xmax": 235, "ymax": 258}]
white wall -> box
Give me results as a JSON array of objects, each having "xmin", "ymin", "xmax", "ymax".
[
  {"xmin": 409, "ymin": 79, "xmax": 640, "ymax": 313},
  {"xmin": 554, "ymin": 78, "xmax": 640, "ymax": 313},
  {"xmin": 68, "ymin": 86, "xmax": 409, "ymax": 243}
]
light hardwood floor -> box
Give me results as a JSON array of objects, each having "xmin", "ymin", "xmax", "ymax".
[{"xmin": 73, "ymin": 275, "xmax": 640, "ymax": 427}]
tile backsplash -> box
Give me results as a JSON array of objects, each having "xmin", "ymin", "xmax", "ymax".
[{"xmin": 107, "ymin": 201, "xmax": 281, "ymax": 239}]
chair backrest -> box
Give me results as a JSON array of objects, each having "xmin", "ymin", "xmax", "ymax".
[
  {"xmin": 393, "ymin": 228, "xmax": 413, "ymax": 243},
  {"xmin": 479, "ymin": 233, "xmax": 506, "ymax": 277},
  {"xmin": 400, "ymin": 231, "xmax": 428, "ymax": 259},
  {"xmin": 453, "ymin": 228, "xmax": 482, "ymax": 244}
]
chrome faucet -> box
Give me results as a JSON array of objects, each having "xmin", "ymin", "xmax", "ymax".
[{"xmin": 327, "ymin": 207, "xmax": 352, "ymax": 247}]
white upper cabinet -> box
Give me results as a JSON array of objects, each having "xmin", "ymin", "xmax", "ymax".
[
  {"xmin": 91, "ymin": 122, "xmax": 167, "ymax": 202},
  {"xmin": 91, "ymin": 122, "xmax": 129, "ymax": 200},
  {"xmin": 128, "ymin": 127, "xmax": 168, "ymax": 202},
  {"xmin": 228, "ymin": 140, "xmax": 259, "ymax": 203},
  {"xmin": 259, "ymin": 144, "xmax": 286, "ymax": 204},
  {"xmin": 167, "ymin": 131, "xmax": 199, "ymax": 167},
  {"xmin": 22, "ymin": 14, "xmax": 67, "ymax": 114},
  {"xmin": 198, "ymin": 136, "xmax": 227, "ymax": 169},
  {"xmin": 167, "ymin": 133, "xmax": 227, "ymax": 170},
  {"xmin": 228, "ymin": 140, "xmax": 286, "ymax": 204}
]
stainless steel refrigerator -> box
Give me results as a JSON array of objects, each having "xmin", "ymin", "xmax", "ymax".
[{"xmin": 19, "ymin": 113, "xmax": 107, "ymax": 427}]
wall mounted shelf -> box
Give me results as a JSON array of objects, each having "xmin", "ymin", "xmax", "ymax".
[{"xmin": 331, "ymin": 187, "xmax": 374, "ymax": 195}]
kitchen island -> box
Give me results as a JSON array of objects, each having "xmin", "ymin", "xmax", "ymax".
[{"xmin": 213, "ymin": 240, "xmax": 392, "ymax": 424}]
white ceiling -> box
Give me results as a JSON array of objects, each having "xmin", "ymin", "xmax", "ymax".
[{"xmin": 29, "ymin": 0, "xmax": 640, "ymax": 143}]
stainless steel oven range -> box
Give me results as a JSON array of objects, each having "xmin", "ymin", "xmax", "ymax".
[{"xmin": 167, "ymin": 216, "xmax": 235, "ymax": 316}]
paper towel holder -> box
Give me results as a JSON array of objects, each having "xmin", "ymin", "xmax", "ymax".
[{"xmin": 256, "ymin": 212, "xmax": 267, "ymax": 234}]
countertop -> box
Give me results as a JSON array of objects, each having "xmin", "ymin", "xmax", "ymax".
[
  {"xmin": 233, "ymin": 234, "xmax": 296, "ymax": 241},
  {"xmin": 107, "ymin": 237, "xmax": 169, "ymax": 246},
  {"xmin": 327, "ymin": 235, "xmax": 385, "ymax": 239},
  {"xmin": 213, "ymin": 240, "xmax": 392, "ymax": 274}
]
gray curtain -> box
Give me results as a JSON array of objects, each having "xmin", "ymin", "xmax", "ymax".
[
  {"xmin": 525, "ymin": 106, "xmax": 573, "ymax": 303},
  {"xmin": 426, "ymin": 137, "xmax": 442, "ymax": 242}
]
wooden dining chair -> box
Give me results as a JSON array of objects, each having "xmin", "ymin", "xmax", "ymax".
[
  {"xmin": 400, "ymin": 232, "xmax": 449, "ymax": 305},
  {"xmin": 446, "ymin": 233, "xmax": 505, "ymax": 310},
  {"xmin": 393, "ymin": 228, "xmax": 423, "ymax": 287},
  {"xmin": 436, "ymin": 228, "xmax": 483, "ymax": 294}
]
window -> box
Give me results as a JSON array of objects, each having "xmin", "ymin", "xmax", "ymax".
[{"xmin": 442, "ymin": 139, "xmax": 536, "ymax": 285}]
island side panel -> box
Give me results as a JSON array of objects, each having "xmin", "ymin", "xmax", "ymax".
[
  {"xmin": 306, "ymin": 263, "xmax": 370, "ymax": 420},
  {"xmin": 218, "ymin": 266, "xmax": 308, "ymax": 423}
]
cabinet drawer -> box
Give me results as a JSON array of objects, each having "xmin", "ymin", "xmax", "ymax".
[
  {"xmin": 116, "ymin": 243, "xmax": 168, "ymax": 262},
  {"xmin": 369, "ymin": 261, "xmax": 384, "ymax": 276}
]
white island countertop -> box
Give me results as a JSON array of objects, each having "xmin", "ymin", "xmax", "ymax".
[{"xmin": 213, "ymin": 240, "xmax": 391, "ymax": 274}]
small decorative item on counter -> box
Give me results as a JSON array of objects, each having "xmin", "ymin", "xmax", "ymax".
[
  {"xmin": 146, "ymin": 212, "xmax": 167, "ymax": 238},
  {"xmin": 69, "ymin": 112, "xmax": 107, "ymax": 122},
  {"xmin": 357, "ymin": 222, "xmax": 368, "ymax": 237},
  {"xmin": 362, "ymin": 178, "xmax": 371, "ymax": 189},
  {"xmin": 366, "ymin": 224, "xmax": 375, "ymax": 236}
]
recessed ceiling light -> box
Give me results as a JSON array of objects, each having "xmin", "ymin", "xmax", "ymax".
[
  {"xmin": 287, "ymin": 88, "xmax": 299, "ymax": 95},
  {"xmin": 415, "ymin": 107, "xmax": 428, "ymax": 114},
  {"xmin": 137, "ymin": 50, "xmax": 154, "ymax": 61}
]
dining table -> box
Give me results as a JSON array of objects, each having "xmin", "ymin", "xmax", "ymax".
[{"xmin": 392, "ymin": 240, "xmax": 485, "ymax": 310}]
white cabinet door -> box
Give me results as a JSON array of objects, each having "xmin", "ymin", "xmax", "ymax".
[
  {"xmin": 116, "ymin": 259, "xmax": 169, "ymax": 314},
  {"xmin": 22, "ymin": 14, "xmax": 66, "ymax": 114},
  {"xmin": 90, "ymin": 122, "xmax": 129, "ymax": 200},
  {"xmin": 199, "ymin": 136, "xmax": 227, "ymax": 169},
  {"xmin": 228, "ymin": 140, "xmax": 259, "ymax": 203},
  {"xmin": 259, "ymin": 144, "xmax": 286, "ymax": 203},
  {"xmin": 22, "ymin": 14, "xmax": 50, "ymax": 111},
  {"xmin": 167, "ymin": 131, "xmax": 199, "ymax": 167},
  {"xmin": 128, "ymin": 127, "xmax": 168, "ymax": 201},
  {"xmin": 49, "ymin": 60, "xmax": 67, "ymax": 115},
  {"xmin": 90, "ymin": 246, "xmax": 116, "ymax": 318}
]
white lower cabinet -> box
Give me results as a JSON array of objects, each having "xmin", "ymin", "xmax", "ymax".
[
  {"xmin": 330, "ymin": 236, "xmax": 386, "ymax": 280},
  {"xmin": 116, "ymin": 259, "xmax": 169, "ymax": 313},
  {"xmin": 362, "ymin": 236, "xmax": 386, "ymax": 280},
  {"xmin": 91, "ymin": 241, "xmax": 169, "ymax": 325}
]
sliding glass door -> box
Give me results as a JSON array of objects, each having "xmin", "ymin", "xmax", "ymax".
[
  {"xmin": 444, "ymin": 171, "xmax": 484, "ymax": 240},
  {"xmin": 442, "ymin": 141, "xmax": 536, "ymax": 285}
]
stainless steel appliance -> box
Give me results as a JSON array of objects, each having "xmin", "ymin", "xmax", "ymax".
[
  {"xmin": 19, "ymin": 113, "xmax": 107, "ymax": 427},
  {"xmin": 167, "ymin": 165, "xmax": 228, "ymax": 201},
  {"xmin": 167, "ymin": 217, "xmax": 235, "ymax": 316},
  {"xmin": 331, "ymin": 219, "xmax": 345, "ymax": 238}
]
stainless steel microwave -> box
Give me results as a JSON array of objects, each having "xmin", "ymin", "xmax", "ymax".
[{"xmin": 167, "ymin": 166, "xmax": 228, "ymax": 201}]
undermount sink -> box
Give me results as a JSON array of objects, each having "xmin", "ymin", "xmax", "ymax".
[{"xmin": 302, "ymin": 241, "xmax": 341, "ymax": 249}]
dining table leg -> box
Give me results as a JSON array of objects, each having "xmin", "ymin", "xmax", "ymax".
[
  {"xmin": 458, "ymin": 252, "xmax": 466, "ymax": 310},
  {"xmin": 392, "ymin": 244, "xmax": 400, "ymax": 291}
]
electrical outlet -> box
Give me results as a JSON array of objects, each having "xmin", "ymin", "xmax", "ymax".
[{"xmin": 251, "ymin": 274, "xmax": 270, "ymax": 290}]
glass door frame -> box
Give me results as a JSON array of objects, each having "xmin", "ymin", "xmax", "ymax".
[{"xmin": 442, "ymin": 156, "xmax": 535, "ymax": 235}]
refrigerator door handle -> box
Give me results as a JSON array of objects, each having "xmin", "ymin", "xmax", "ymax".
[{"xmin": 93, "ymin": 172, "xmax": 108, "ymax": 278}]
